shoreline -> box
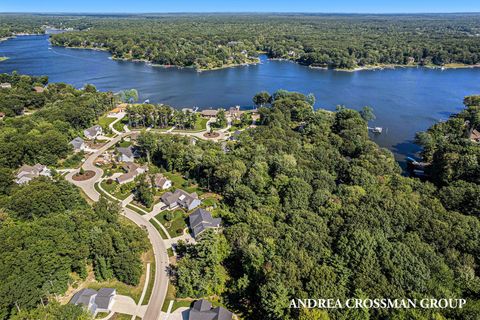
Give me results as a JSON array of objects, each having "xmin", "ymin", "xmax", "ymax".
[
  {"xmin": 50, "ymin": 42, "xmax": 261, "ymax": 71},
  {"xmin": 311, "ymin": 63, "xmax": 480, "ymax": 72},
  {"xmin": 6, "ymin": 36, "xmax": 480, "ymax": 73}
]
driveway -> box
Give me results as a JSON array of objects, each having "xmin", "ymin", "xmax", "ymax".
[{"xmin": 110, "ymin": 295, "xmax": 137, "ymax": 315}]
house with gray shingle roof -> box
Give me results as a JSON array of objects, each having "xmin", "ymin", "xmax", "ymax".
[
  {"xmin": 84, "ymin": 125, "xmax": 103, "ymax": 140},
  {"xmin": 161, "ymin": 189, "xmax": 201, "ymax": 211},
  {"xmin": 70, "ymin": 288, "xmax": 116, "ymax": 316},
  {"xmin": 189, "ymin": 208, "xmax": 222, "ymax": 238},
  {"xmin": 15, "ymin": 164, "xmax": 51, "ymax": 184},
  {"xmin": 188, "ymin": 299, "xmax": 233, "ymax": 320},
  {"xmin": 117, "ymin": 146, "xmax": 135, "ymax": 162},
  {"xmin": 70, "ymin": 137, "xmax": 86, "ymax": 152}
]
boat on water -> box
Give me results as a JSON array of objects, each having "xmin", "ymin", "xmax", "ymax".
[{"xmin": 368, "ymin": 126, "xmax": 383, "ymax": 134}]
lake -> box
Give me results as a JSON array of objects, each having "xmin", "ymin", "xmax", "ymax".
[{"xmin": 1, "ymin": 35, "xmax": 480, "ymax": 166}]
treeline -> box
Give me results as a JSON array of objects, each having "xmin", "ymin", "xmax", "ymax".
[
  {"xmin": 415, "ymin": 96, "xmax": 480, "ymax": 218},
  {"xmin": 126, "ymin": 104, "xmax": 197, "ymax": 130},
  {"xmin": 40, "ymin": 14, "xmax": 480, "ymax": 69},
  {"xmin": 0, "ymin": 73, "xmax": 114, "ymax": 168},
  {"xmin": 0, "ymin": 179, "xmax": 148, "ymax": 319},
  {"xmin": 136, "ymin": 90, "xmax": 480, "ymax": 319},
  {"xmin": 0, "ymin": 14, "xmax": 95, "ymax": 39}
]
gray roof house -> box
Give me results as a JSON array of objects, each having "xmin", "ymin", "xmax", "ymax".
[
  {"xmin": 117, "ymin": 146, "xmax": 135, "ymax": 162},
  {"xmin": 70, "ymin": 288, "xmax": 116, "ymax": 316},
  {"xmin": 189, "ymin": 208, "xmax": 222, "ymax": 238},
  {"xmin": 0, "ymin": 83, "xmax": 12, "ymax": 89},
  {"xmin": 15, "ymin": 164, "xmax": 51, "ymax": 184},
  {"xmin": 188, "ymin": 299, "xmax": 233, "ymax": 320},
  {"xmin": 84, "ymin": 125, "xmax": 103, "ymax": 140},
  {"xmin": 161, "ymin": 189, "xmax": 201, "ymax": 211},
  {"xmin": 70, "ymin": 137, "xmax": 86, "ymax": 152}
]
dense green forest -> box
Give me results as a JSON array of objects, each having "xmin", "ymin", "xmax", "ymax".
[
  {"xmin": 42, "ymin": 14, "xmax": 480, "ymax": 70},
  {"xmin": 415, "ymin": 96, "xmax": 480, "ymax": 218},
  {"xmin": 0, "ymin": 74, "xmax": 147, "ymax": 319},
  {"xmin": 0, "ymin": 179, "xmax": 148, "ymax": 319},
  {"xmin": 136, "ymin": 91, "xmax": 480, "ymax": 319},
  {"xmin": 4, "ymin": 14, "xmax": 480, "ymax": 70},
  {"xmin": 0, "ymin": 73, "xmax": 114, "ymax": 167}
]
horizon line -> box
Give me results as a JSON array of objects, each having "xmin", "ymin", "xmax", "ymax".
[{"xmin": 1, "ymin": 11, "xmax": 480, "ymax": 15}]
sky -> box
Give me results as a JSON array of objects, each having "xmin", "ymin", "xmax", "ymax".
[{"xmin": 0, "ymin": 0, "xmax": 479, "ymax": 14}]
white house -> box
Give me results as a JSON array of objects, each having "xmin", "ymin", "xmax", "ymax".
[
  {"xmin": 15, "ymin": 164, "xmax": 51, "ymax": 184},
  {"xmin": 153, "ymin": 173, "xmax": 172, "ymax": 190},
  {"xmin": 117, "ymin": 146, "xmax": 135, "ymax": 162},
  {"xmin": 84, "ymin": 125, "xmax": 103, "ymax": 140}
]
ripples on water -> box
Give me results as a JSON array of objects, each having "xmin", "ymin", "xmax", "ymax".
[{"xmin": 1, "ymin": 35, "xmax": 480, "ymax": 164}]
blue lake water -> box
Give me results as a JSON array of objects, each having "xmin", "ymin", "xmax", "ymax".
[{"xmin": 1, "ymin": 35, "xmax": 480, "ymax": 165}]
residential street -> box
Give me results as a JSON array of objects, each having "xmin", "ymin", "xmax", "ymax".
[{"xmin": 65, "ymin": 132, "xmax": 170, "ymax": 320}]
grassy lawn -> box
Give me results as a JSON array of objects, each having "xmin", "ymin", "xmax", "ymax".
[
  {"xmin": 172, "ymin": 300, "xmax": 193, "ymax": 311},
  {"xmin": 126, "ymin": 204, "xmax": 147, "ymax": 216},
  {"xmin": 56, "ymin": 152, "xmax": 85, "ymax": 169},
  {"xmin": 150, "ymin": 218, "xmax": 169, "ymax": 239},
  {"xmin": 131, "ymin": 200, "xmax": 153, "ymax": 213},
  {"xmin": 113, "ymin": 118, "xmax": 128, "ymax": 132},
  {"xmin": 101, "ymin": 179, "xmax": 133, "ymax": 200},
  {"xmin": 116, "ymin": 140, "xmax": 132, "ymax": 148},
  {"xmin": 156, "ymin": 209, "xmax": 187, "ymax": 237},
  {"xmin": 98, "ymin": 116, "xmax": 116, "ymax": 128},
  {"xmin": 95, "ymin": 312, "xmax": 109, "ymax": 319},
  {"xmin": 110, "ymin": 314, "xmax": 137, "ymax": 320},
  {"xmin": 85, "ymin": 276, "xmax": 143, "ymax": 304},
  {"xmin": 173, "ymin": 117, "xmax": 208, "ymax": 132},
  {"xmin": 163, "ymin": 172, "xmax": 204, "ymax": 195},
  {"xmin": 200, "ymin": 195, "xmax": 220, "ymax": 208},
  {"xmin": 141, "ymin": 249, "xmax": 156, "ymax": 306}
]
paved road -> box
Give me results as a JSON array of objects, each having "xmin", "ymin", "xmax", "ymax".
[{"xmin": 65, "ymin": 132, "xmax": 169, "ymax": 320}]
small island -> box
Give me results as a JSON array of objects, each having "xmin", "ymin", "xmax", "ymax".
[{"xmin": 0, "ymin": 57, "xmax": 8, "ymax": 62}]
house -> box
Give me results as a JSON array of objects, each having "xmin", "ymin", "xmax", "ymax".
[
  {"xmin": 161, "ymin": 189, "xmax": 201, "ymax": 211},
  {"xmin": 15, "ymin": 164, "xmax": 51, "ymax": 184},
  {"xmin": 84, "ymin": 125, "xmax": 103, "ymax": 140},
  {"xmin": 189, "ymin": 208, "xmax": 222, "ymax": 238},
  {"xmin": 200, "ymin": 109, "xmax": 218, "ymax": 118},
  {"xmin": 33, "ymin": 86, "xmax": 45, "ymax": 93},
  {"xmin": 70, "ymin": 137, "xmax": 86, "ymax": 152},
  {"xmin": 152, "ymin": 173, "xmax": 172, "ymax": 190},
  {"xmin": 470, "ymin": 129, "xmax": 480, "ymax": 143},
  {"xmin": 188, "ymin": 299, "xmax": 233, "ymax": 320},
  {"xmin": 228, "ymin": 106, "xmax": 242, "ymax": 120},
  {"xmin": 109, "ymin": 103, "xmax": 128, "ymax": 115},
  {"xmin": 116, "ymin": 162, "xmax": 148, "ymax": 184},
  {"xmin": 182, "ymin": 108, "xmax": 196, "ymax": 114},
  {"xmin": 0, "ymin": 83, "xmax": 11, "ymax": 89},
  {"xmin": 117, "ymin": 146, "xmax": 135, "ymax": 162},
  {"xmin": 0, "ymin": 112, "xmax": 5, "ymax": 120},
  {"xmin": 70, "ymin": 288, "xmax": 116, "ymax": 316}
]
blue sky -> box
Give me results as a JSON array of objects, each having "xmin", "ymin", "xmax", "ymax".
[{"xmin": 1, "ymin": 0, "xmax": 479, "ymax": 13}]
